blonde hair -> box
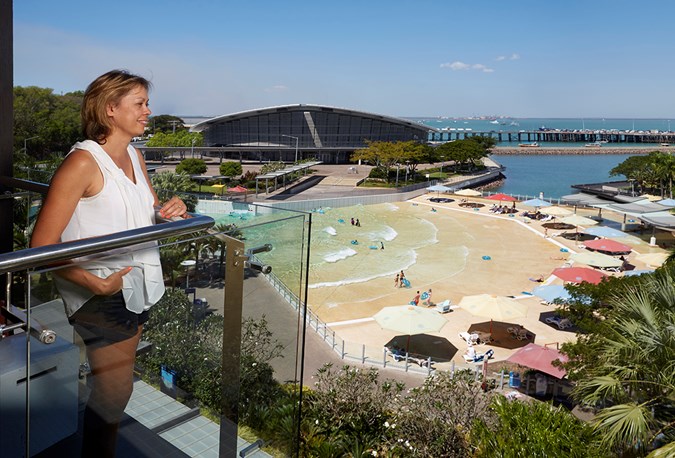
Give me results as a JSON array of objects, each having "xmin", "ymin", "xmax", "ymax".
[{"xmin": 81, "ymin": 70, "xmax": 152, "ymax": 143}]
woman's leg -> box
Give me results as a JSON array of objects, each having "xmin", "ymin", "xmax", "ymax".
[{"xmin": 81, "ymin": 325, "xmax": 143, "ymax": 458}]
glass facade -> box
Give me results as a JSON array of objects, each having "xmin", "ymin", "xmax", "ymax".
[{"xmin": 196, "ymin": 105, "xmax": 431, "ymax": 163}]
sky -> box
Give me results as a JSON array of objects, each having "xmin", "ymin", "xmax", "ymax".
[{"xmin": 12, "ymin": 1, "xmax": 675, "ymax": 119}]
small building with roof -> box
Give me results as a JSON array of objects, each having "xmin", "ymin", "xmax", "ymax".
[{"xmin": 189, "ymin": 104, "xmax": 435, "ymax": 164}]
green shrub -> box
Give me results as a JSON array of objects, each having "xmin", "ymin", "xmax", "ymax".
[
  {"xmin": 176, "ymin": 158, "xmax": 207, "ymax": 175},
  {"xmin": 220, "ymin": 161, "xmax": 243, "ymax": 177}
]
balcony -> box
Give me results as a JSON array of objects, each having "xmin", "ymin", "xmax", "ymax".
[{"xmin": 0, "ymin": 179, "xmax": 311, "ymax": 457}]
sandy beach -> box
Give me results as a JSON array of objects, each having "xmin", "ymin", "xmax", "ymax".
[{"xmin": 305, "ymin": 194, "xmax": 671, "ymax": 370}]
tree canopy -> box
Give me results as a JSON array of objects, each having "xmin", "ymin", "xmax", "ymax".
[
  {"xmin": 434, "ymin": 138, "xmax": 491, "ymax": 171},
  {"xmin": 350, "ymin": 140, "xmax": 431, "ymax": 182},
  {"xmin": 13, "ymin": 86, "xmax": 83, "ymax": 158},
  {"xmin": 610, "ymin": 152, "xmax": 675, "ymax": 198},
  {"xmin": 559, "ymin": 266, "xmax": 675, "ymax": 456},
  {"xmin": 146, "ymin": 130, "xmax": 203, "ymax": 148},
  {"xmin": 149, "ymin": 114, "xmax": 186, "ymax": 134}
]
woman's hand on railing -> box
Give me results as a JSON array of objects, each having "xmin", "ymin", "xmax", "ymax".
[{"xmin": 156, "ymin": 197, "xmax": 188, "ymax": 220}]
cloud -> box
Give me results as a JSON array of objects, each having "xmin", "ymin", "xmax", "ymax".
[
  {"xmin": 496, "ymin": 53, "xmax": 520, "ymax": 61},
  {"xmin": 440, "ymin": 61, "xmax": 493, "ymax": 73},
  {"xmin": 265, "ymin": 85, "xmax": 289, "ymax": 93}
]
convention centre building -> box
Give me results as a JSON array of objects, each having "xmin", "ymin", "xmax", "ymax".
[{"xmin": 190, "ymin": 104, "xmax": 434, "ymax": 163}]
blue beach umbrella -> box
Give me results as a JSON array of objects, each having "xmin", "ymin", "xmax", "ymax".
[
  {"xmin": 584, "ymin": 226, "xmax": 628, "ymax": 238},
  {"xmin": 657, "ymin": 198, "xmax": 675, "ymax": 207},
  {"xmin": 427, "ymin": 184, "xmax": 452, "ymax": 192},
  {"xmin": 623, "ymin": 269, "xmax": 655, "ymax": 277},
  {"xmin": 521, "ymin": 198, "xmax": 552, "ymax": 208},
  {"xmin": 532, "ymin": 285, "xmax": 572, "ymax": 303}
]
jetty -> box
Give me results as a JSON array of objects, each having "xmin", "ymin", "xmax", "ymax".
[{"xmin": 429, "ymin": 128, "xmax": 675, "ymax": 145}]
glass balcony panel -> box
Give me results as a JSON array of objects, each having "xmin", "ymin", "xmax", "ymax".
[{"xmin": 8, "ymin": 203, "xmax": 308, "ymax": 457}]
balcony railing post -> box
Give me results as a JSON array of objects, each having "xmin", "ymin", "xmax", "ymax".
[{"xmin": 219, "ymin": 234, "xmax": 246, "ymax": 456}]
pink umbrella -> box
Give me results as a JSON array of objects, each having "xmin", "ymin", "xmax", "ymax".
[
  {"xmin": 552, "ymin": 266, "xmax": 607, "ymax": 285},
  {"xmin": 507, "ymin": 343, "xmax": 568, "ymax": 379},
  {"xmin": 227, "ymin": 185, "xmax": 248, "ymax": 193},
  {"xmin": 583, "ymin": 239, "xmax": 632, "ymax": 254},
  {"xmin": 486, "ymin": 193, "xmax": 517, "ymax": 202}
]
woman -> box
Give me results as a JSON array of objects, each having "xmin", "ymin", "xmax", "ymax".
[{"xmin": 31, "ymin": 70, "xmax": 186, "ymax": 457}]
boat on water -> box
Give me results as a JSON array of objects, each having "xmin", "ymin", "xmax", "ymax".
[
  {"xmin": 585, "ymin": 142, "xmax": 603, "ymax": 148},
  {"xmin": 661, "ymin": 143, "xmax": 671, "ymax": 146},
  {"xmin": 518, "ymin": 142, "xmax": 540, "ymax": 148}
]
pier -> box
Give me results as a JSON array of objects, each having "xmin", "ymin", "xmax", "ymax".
[{"xmin": 429, "ymin": 129, "xmax": 675, "ymax": 144}]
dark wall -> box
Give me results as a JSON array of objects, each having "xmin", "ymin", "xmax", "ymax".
[{"xmin": 0, "ymin": 1, "xmax": 13, "ymax": 258}]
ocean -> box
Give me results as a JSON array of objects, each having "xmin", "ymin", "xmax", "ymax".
[
  {"xmin": 409, "ymin": 117, "xmax": 672, "ymax": 198},
  {"xmin": 488, "ymin": 153, "xmax": 632, "ymax": 199}
]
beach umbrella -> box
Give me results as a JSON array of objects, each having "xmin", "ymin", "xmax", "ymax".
[
  {"xmin": 486, "ymin": 193, "xmax": 517, "ymax": 202},
  {"xmin": 584, "ymin": 226, "xmax": 628, "ymax": 238},
  {"xmin": 657, "ymin": 198, "xmax": 675, "ymax": 207},
  {"xmin": 552, "ymin": 266, "xmax": 607, "ymax": 285},
  {"xmin": 227, "ymin": 185, "xmax": 248, "ymax": 193},
  {"xmin": 542, "ymin": 206, "xmax": 573, "ymax": 217},
  {"xmin": 561, "ymin": 215, "xmax": 599, "ymax": 227},
  {"xmin": 211, "ymin": 183, "xmax": 226, "ymax": 196},
  {"xmin": 532, "ymin": 284, "xmax": 572, "ymax": 303},
  {"xmin": 583, "ymin": 239, "xmax": 632, "ymax": 254},
  {"xmin": 427, "ymin": 184, "xmax": 452, "ymax": 196},
  {"xmin": 623, "ymin": 269, "xmax": 655, "ymax": 277},
  {"xmin": 521, "ymin": 198, "xmax": 552, "ymax": 208},
  {"xmin": 570, "ymin": 251, "xmax": 623, "ymax": 269},
  {"xmin": 458, "ymin": 294, "xmax": 528, "ymax": 321},
  {"xmin": 467, "ymin": 321, "xmax": 534, "ymax": 350},
  {"xmin": 635, "ymin": 252, "xmax": 670, "ymax": 267},
  {"xmin": 374, "ymin": 305, "xmax": 448, "ymax": 337},
  {"xmin": 454, "ymin": 188, "xmax": 482, "ymax": 197},
  {"xmin": 507, "ymin": 343, "xmax": 568, "ymax": 379}
]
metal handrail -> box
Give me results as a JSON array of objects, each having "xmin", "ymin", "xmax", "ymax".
[{"xmin": 0, "ymin": 214, "xmax": 215, "ymax": 275}]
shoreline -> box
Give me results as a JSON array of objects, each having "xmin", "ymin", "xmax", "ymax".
[{"xmin": 492, "ymin": 146, "xmax": 673, "ymax": 155}]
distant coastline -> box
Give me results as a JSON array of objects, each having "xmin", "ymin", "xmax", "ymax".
[{"xmin": 491, "ymin": 146, "xmax": 673, "ymax": 155}]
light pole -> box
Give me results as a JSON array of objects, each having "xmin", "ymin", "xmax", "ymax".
[
  {"xmin": 191, "ymin": 137, "xmax": 197, "ymax": 158},
  {"xmin": 395, "ymin": 163, "xmax": 400, "ymax": 187},
  {"xmin": 281, "ymin": 134, "xmax": 299, "ymax": 163},
  {"xmin": 405, "ymin": 160, "xmax": 410, "ymax": 185},
  {"xmin": 23, "ymin": 135, "xmax": 39, "ymax": 155},
  {"xmin": 439, "ymin": 155, "xmax": 445, "ymax": 178}
]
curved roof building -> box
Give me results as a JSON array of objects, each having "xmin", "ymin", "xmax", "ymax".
[{"xmin": 191, "ymin": 104, "xmax": 434, "ymax": 163}]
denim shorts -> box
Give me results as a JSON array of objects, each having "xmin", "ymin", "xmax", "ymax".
[{"xmin": 68, "ymin": 292, "xmax": 149, "ymax": 347}]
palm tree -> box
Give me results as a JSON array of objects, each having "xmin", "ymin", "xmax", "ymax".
[
  {"xmin": 573, "ymin": 265, "xmax": 675, "ymax": 456},
  {"xmin": 150, "ymin": 171, "xmax": 197, "ymax": 211}
]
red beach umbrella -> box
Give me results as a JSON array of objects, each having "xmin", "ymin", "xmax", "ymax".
[
  {"xmin": 227, "ymin": 185, "xmax": 248, "ymax": 193},
  {"xmin": 506, "ymin": 343, "xmax": 568, "ymax": 379},
  {"xmin": 583, "ymin": 239, "xmax": 632, "ymax": 254},
  {"xmin": 552, "ymin": 266, "xmax": 607, "ymax": 285},
  {"xmin": 486, "ymin": 193, "xmax": 517, "ymax": 202}
]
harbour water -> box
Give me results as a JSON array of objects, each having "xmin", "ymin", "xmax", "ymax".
[
  {"xmin": 489, "ymin": 153, "xmax": 633, "ymax": 199},
  {"xmin": 414, "ymin": 117, "xmax": 674, "ymax": 139}
]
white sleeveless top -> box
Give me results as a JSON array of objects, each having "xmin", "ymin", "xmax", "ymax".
[{"xmin": 54, "ymin": 140, "xmax": 165, "ymax": 316}]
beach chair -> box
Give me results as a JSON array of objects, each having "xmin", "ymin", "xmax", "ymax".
[
  {"xmin": 545, "ymin": 316, "xmax": 573, "ymax": 330},
  {"xmin": 459, "ymin": 331, "xmax": 479, "ymax": 345},
  {"xmin": 434, "ymin": 299, "xmax": 452, "ymax": 313},
  {"xmin": 462, "ymin": 348, "xmax": 494, "ymax": 363}
]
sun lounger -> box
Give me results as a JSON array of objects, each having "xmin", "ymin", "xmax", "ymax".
[
  {"xmin": 462, "ymin": 348, "xmax": 494, "ymax": 363},
  {"xmin": 459, "ymin": 331, "xmax": 479, "ymax": 345},
  {"xmin": 385, "ymin": 347, "xmax": 434, "ymax": 367},
  {"xmin": 545, "ymin": 316, "xmax": 573, "ymax": 329}
]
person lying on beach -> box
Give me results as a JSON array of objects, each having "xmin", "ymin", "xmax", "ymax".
[{"xmin": 529, "ymin": 275, "xmax": 544, "ymax": 282}]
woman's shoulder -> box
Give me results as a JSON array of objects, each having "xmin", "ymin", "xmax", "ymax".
[{"xmin": 55, "ymin": 148, "xmax": 100, "ymax": 180}]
